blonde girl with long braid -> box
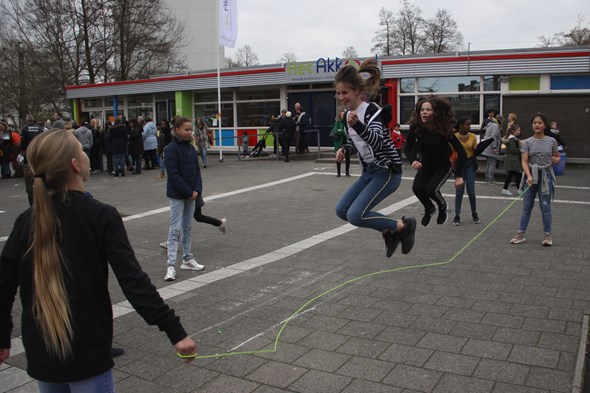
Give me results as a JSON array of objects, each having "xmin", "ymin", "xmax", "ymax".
[{"xmin": 0, "ymin": 129, "xmax": 196, "ymax": 392}]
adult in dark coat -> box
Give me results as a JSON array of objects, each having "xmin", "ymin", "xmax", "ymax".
[
  {"xmin": 128, "ymin": 118, "xmax": 144, "ymax": 175},
  {"xmin": 107, "ymin": 122, "xmax": 128, "ymax": 176},
  {"xmin": 279, "ymin": 111, "xmax": 296, "ymax": 162}
]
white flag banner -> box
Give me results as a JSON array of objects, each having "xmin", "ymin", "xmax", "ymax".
[{"xmin": 219, "ymin": 0, "xmax": 237, "ymax": 48}]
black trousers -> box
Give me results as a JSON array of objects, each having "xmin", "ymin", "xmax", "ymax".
[
  {"xmin": 336, "ymin": 150, "xmax": 350, "ymax": 175},
  {"xmin": 194, "ymin": 207, "xmax": 221, "ymax": 227},
  {"xmin": 281, "ymin": 136, "xmax": 292, "ymax": 159},
  {"xmin": 412, "ymin": 165, "xmax": 452, "ymax": 211},
  {"xmin": 504, "ymin": 170, "xmax": 522, "ymax": 189}
]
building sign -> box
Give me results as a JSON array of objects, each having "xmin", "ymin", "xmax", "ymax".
[{"xmin": 285, "ymin": 58, "xmax": 368, "ymax": 83}]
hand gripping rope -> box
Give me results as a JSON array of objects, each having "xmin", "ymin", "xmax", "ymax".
[{"xmin": 178, "ymin": 186, "xmax": 531, "ymax": 360}]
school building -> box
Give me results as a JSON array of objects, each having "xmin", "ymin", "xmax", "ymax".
[{"xmin": 65, "ymin": 46, "xmax": 590, "ymax": 162}]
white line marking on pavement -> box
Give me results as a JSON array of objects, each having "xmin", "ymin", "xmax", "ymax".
[{"xmin": 444, "ymin": 194, "xmax": 590, "ymax": 205}]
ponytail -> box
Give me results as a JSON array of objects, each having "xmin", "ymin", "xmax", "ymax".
[{"xmin": 27, "ymin": 129, "xmax": 78, "ymax": 360}]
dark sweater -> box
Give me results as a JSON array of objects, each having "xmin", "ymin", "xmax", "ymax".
[
  {"xmin": 404, "ymin": 125, "xmax": 467, "ymax": 176},
  {"xmin": 0, "ymin": 192, "xmax": 187, "ymax": 382}
]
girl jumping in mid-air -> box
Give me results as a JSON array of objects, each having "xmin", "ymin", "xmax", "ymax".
[{"xmin": 334, "ymin": 58, "xmax": 416, "ymax": 258}]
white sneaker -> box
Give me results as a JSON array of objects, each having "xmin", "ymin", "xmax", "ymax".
[
  {"xmin": 164, "ymin": 266, "xmax": 176, "ymax": 281},
  {"xmin": 501, "ymin": 189, "xmax": 513, "ymax": 196},
  {"xmin": 159, "ymin": 241, "xmax": 168, "ymax": 250},
  {"xmin": 218, "ymin": 218, "xmax": 227, "ymax": 235},
  {"xmin": 181, "ymin": 259, "xmax": 205, "ymax": 271}
]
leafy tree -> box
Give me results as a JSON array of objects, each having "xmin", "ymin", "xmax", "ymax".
[
  {"xmin": 234, "ymin": 45, "xmax": 260, "ymax": 67},
  {"xmin": 342, "ymin": 46, "xmax": 358, "ymax": 58},
  {"xmin": 277, "ymin": 52, "xmax": 298, "ymax": 63}
]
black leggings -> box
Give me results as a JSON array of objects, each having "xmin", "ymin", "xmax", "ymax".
[
  {"xmin": 412, "ymin": 165, "xmax": 452, "ymax": 211},
  {"xmin": 503, "ymin": 171, "xmax": 522, "ymax": 189},
  {"xmin": 194, "ymin": 207, "xmax": 221, "ymax": 227},
  {"xmin": 336, "ymin": 150, "xmax": 350, "ymax": 175}
]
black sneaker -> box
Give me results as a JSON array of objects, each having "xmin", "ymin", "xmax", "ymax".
[
  {"xmin": 400, "ymin": 216, "xmax": 416, "ymax": 255},
  {"xmin": 436, "ymin": 205, "xmax": 448, "ymax": 225},
  {"xmin": 421, "ymin": 206, "xmax": 436, "ymax": 226},
  {"xmin": 382, "ymin": 230, "xmax": 400, "ymax": 258},
  {"xmin": 111, "ymin": 347, "xmax": 125, "ymax": 358},
  {"xmin": 453, "ymin": 215, "xmax": 461, "ymax": 226},
  {"xmin": 472, "ymin": 212, "xmax": 480, "ymax": 224}
]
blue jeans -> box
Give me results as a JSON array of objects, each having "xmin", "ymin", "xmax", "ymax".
[
  {"xmin": 336, "ymin": 166, "xmax": 402, "ymax": 232},
  {"xmin": 167, "ymin": 198, "xmax": 196, "ymax": 266},
  {"xmin": 112, "ymin": 153, "xmax": 125, "ymax": 175},
  {"xmin": 198, "ymin": 148, "xmax": 207, "ymax": 166},
  {"xmin": 38, "ymin": 370, "xmax": 114, "ymax": 393},
  {"xmin": 455, "ymin": 158, "xmax": 477, "ymax": 216},
  {"xmin": 518, "ymin": 180, "xmax": 553, "ymax": 235}
]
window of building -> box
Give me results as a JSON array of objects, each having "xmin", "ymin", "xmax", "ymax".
[
  {"xmin": 236, "ymin": 88, "xmax": 279, "ymax": 101},
  {"xmin": 483, "ymin": 75, "xmax": 501, "ymax": 91},
  {"xmin": 509, "ymin": 76, "xmax": 540, "ymax": 91},
  {"xmin": 127, "ymin": 107, "xmax": 153, "ymax": 120},
  {"xmin": 418, "ymin": 76, "xmax": 481, "ymax": 93},
  {"xmin": 127, "ymin": 95, "xmax": 153, "ymax": 107},
  {"xmin": 483, "ymin": 94, "xmax": 501, "ymax": 123},
  {"xmin": 194, "ymin": 91, "xmax": 233, "ymax": 103},
  {"xmin": 84, "ymin": 98, "xmax": 104, "ymax": 108},
  {"xmin": 437, "ymin": 94, "xmax": 480, "ymax": 124},
  {"xmin": 400, "ymin": 78, "xmax": 416, "ymax": 94},
  {"xmin": 399, "ymin": 96, "xmax": 416, "ymax": 124},
  {"xmin": 237, "ymin": 101, "xmax": 280, "ymax": 127},
  {"xmin": 194, "ymin": 102, "xmax": 234, "ymax": 127},
  {"xmin": 105, "ymin": 98, "xmax": 124, "ymax": 108},
  {"xmin": 550, "ymin": 75, "xmax": 590, "ymax": 90}
]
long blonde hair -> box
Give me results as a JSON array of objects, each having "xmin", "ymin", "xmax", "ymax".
[{"xmin": 26, "ymin": 129, "xmax": 81, "ymax": 360}]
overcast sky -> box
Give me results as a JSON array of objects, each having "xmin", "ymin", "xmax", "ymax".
[{"xmin": 225, "ymin": 0, "xmax": 589, "ymax": 64}]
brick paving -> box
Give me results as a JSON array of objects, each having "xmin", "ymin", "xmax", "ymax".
[{"xmin": 1, "ymin": 158, "xmax": 589, "ymax": 392}]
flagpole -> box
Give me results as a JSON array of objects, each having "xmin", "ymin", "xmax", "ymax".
[
  {"xmin": 217, "ymin": 42, "xmax": 223, "ymax": 162},
  {"xmin": 216, "ymin": 5, "xmax": 223, "ymax": 163}
]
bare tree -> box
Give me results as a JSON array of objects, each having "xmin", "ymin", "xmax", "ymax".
[
  {"xmin": 396, "ymin": 0, "xmax": 425, "ymax": 55},
  {"xmin": 225, "ymin": 56, "xmax": 239, "ymax": 68},
  {"xmin": 538, "ymin": 15, "xmax": 590, "ymax": 47},
  {"xmin": 423, "ymin": 9, "xmax": 464, "ymax": 53},
  {"xmin": 277, "ymin": 52, "xmax": 298, "ymax": 63},
  {"xmin": 234, "ymin": 45, "xmax": 260, "ymax": 67},
  {"xmin": 371, "ymin": 7, "xmax": 395, "ymax": 56},
  {"xmin": 342, "ymin": 46, "xmax": 358, "ymax": 58}
]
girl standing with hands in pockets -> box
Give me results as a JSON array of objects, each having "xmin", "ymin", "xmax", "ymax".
[
  {"xmin": 0, "ymin": 129, "xmax": 197, "ymax": 392},
  {"xmin": 334, "ymin": 59, "xmax": 416, "ymax": 258},
  {"xmin": 511, "ymin": 113, "xmax": 560, "ymax": 246}
]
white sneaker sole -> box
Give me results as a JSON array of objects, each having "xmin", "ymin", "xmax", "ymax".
[{"xmin": 181, "ymin": 264, "xmax": 205, "ymax": 271}]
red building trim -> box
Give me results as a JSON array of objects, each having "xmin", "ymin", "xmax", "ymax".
[
  {"xmin": 381, "ymin": 51, "xmax": 589, "ymax": 66},
  {"xmin": 65, "ymin": 67, "xmax": 286, "ymax": 90}
]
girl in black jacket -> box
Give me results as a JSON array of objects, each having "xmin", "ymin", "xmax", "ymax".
[
  {"xmin": 0, "ymin": 129, "xmax": 197, "ymax": 391},
  {"xmin": 404, "ymin": 97, "xmax": 467, "ymax": 226}
]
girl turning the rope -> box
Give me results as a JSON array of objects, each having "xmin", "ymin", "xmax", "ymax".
[
  {"xmin": 0, "ymin": 129, "xmax": 197, "ymax": 392},
  {"xmin": 334, "ymin": 59, "xmax": 416, "ymax": 257},
  {"xmin": 405, "ymin": 97, "xmax": 467, "ymax": 226}
]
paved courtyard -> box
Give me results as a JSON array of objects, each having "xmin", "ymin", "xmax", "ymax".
[{"xmin": 1, "ymin": 156, "xmax": 589, "ymax": 393}]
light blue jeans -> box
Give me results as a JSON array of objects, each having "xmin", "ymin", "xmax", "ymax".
[
  {"xmin": 198, "ymin": 147, "xmax": 207, "ymax": 166},
  {"xmin": 38, "ymin": 370, "xmax": 114, "ymax": 393},
  {"xmin": 518, "ymin": 181, "xmax": 553, "ymax": 235},
  {"xmin": 167, "ymin": 198, "xmax": 195, "ymax": 266},
  {"xmin": 455, "ymin": 158, "xmax": 477, "ymax": 216},
  {"xmin": 336, "ymin": 166, "xmax": 402, "ymax": 232}
]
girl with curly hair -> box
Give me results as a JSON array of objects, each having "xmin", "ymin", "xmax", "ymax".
[{"xmin": 404, "ymin": 97, "xmax": 467, "ymax": 226}]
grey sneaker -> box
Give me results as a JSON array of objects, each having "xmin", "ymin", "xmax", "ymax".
[
  {"xmin": 542, "ymin": 234, "xmax": 553, "ymax": 246},
  {"xmin": 510, "ymin": 232, "xmax": 526, "ymax": 244},
  {"xmin": 501, "ymin": 189, "xmax": 513, "ymax": 196},
  {"xmin": 164, "ymin": 266, "xmax": 176, "ymax": 281},
  {"xmin": 218, "ymin": 218, "xmax": 227, "ymax": 234},
  {"xmin": 159, "ymin": 241, "xmax": 168, "ymax": 250},
  {"xmin": 181, "ymin": 259, "xmax": 205, "ymax": 271}
]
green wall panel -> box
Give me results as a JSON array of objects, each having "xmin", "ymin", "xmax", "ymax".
[
  {"xmin": 175, "ymin": 91, "xmax": 193, "ymax": 117},
  {"xmin": 509, "ymin": 76, "xmax": 540, "ymax": 91}
]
